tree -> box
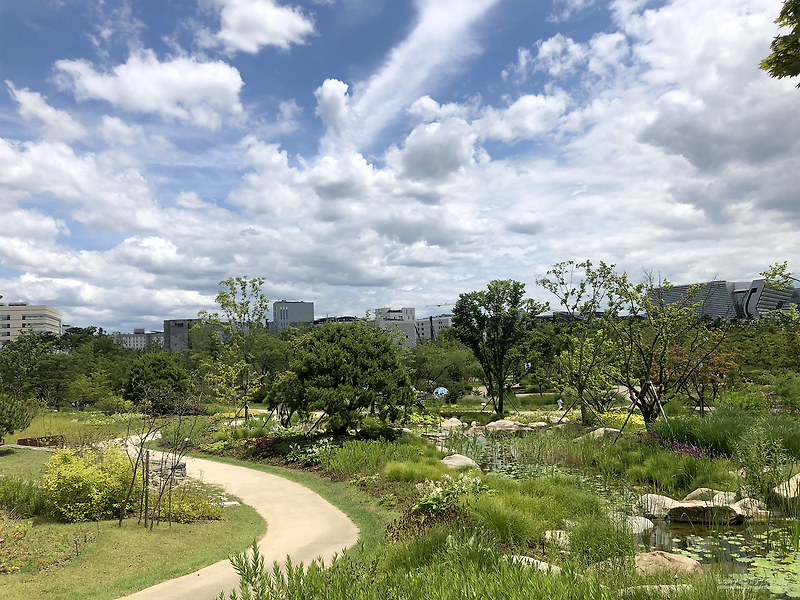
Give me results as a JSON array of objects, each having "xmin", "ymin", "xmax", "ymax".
[
  {"xmin": 451, "ymin": 280, "xmax": 547, "ymax": 415},
  {"xmin": 403, "ymin": 337, "xmax": 475, "ymax": 398},
  {"xmin": 536, "ymin": 261, "xmax": 617, "ymax": 422},
  {"xmin": 0, "ymin": 392, "xmax": 34, "ymax": 439},
  {"xmin": 124, "ymin": 353, "xmax": 188, "ymax": 414},
  {"xmin": 292, "ymin": 321, "xmax": 413, "ymax": 435},
  {"xmin": 761, "ymin": 0, "xmax": 800, "ymax": 86},
  {"xmin": 198, "ymin": 276, "xmax": 271, "ymax": 418}
]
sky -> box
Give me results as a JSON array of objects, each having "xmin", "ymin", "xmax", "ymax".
[{"xmin": 0, "ymin": 0, "xmax": 797, "ymax": 333}]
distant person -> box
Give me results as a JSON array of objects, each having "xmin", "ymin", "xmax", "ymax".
[{"xmin": 557, "ymin": 398, "xmax": 563, "ymax": 411}]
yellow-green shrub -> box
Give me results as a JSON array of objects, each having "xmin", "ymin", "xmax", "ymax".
[
  {"xmin": 41, "ymin": 448, "xmax": 137, "ymax": 523},
  {"xmin": 384, "ymin": 459, "xmax": 448, "ymax": 483}
]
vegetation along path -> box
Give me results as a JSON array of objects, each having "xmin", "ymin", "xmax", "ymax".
[{"xmin": 118, "ymin": 454, "xmax": 360, "ymax": 600}]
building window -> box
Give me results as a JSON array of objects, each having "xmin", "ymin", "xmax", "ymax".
[{"xmin": 0, "ymin": 315, "xmax": 9, "ymax": 320}]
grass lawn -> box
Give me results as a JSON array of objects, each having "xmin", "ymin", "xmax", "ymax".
[
  {"xmin": 0, "ymin": 447, "xmax": 52, "ymax": 478},
  {"xmin": 5, "ymin": 410, "xmax": 142, "ymax": 446},
  {"xmin": 186, "ymin": 453, "xmax": 396, "ymax": 558},
  {"xmin": 0, "ymin": 447, "xmax": 265, "ymax": 600}
]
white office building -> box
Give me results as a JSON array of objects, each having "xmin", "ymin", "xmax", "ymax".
[
  {"xmin": 0, "ymin": 302, "xmax": 62, "ymax": 349},
  {"xmin": 112, "ymin": 328, "xmax": 164, "ymax": 350}
]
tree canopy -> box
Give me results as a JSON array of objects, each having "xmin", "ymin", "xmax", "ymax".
[{"xmin": 761, "ymin": 0, "xmax": 800, "ymax": 86}]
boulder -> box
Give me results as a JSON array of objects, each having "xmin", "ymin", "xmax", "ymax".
[
  {"xmin": 775, "ymin": 473, "xmax": 800, "ymax": 500},
  {"xmin": 466, "ymin": 425, "xmax": 486, "ymax": 436},
  {"xmin": 441, "ymin": 454, "xmax": 479, "ymax": 469},
  {"xmin": 633, "ymin": 494, "xmax": 680, "ymax": 519},
  {"xmin": 440, "ymin": 417, "xmax": 464, "ymax": 429},
  {"xmin": 626, "ymin": 516, "xmax": 655, "ymax": 535},
  {"xmin": 731, "ymin": 498, "xmax": 769, "ymax": 521},
  {"xmin": 711, "ymin": 491, "xmax": 738, "ymax": 506},
  {"xmin": 543, "ymin": 530, "xmax": 570, "ymax": 551},
  {"xmin": 547, "ymin": 415, "xmax": 570, "ymax": 424},
  {"xmin": 635, "ymin": 551, "xmax": 703, "ymax": 575},
  {"xmin": 527, "ymin": 421, "xmax": 549, "ymax": 428},
  {"xmin": 667, "ymin": 501, "xmax": 744, "ymax": 525},
  {"xmin": 486, "ymin": 419, "xmax": 529, "ymax": 433},
  {"xmin": 508, "ymin": 555, "xmax": 562, "ymax": 574},
  {"xmin": 682, "ymin": 487, "xmax": 722, "ymax": 502},
  {"xmin": 574, "ymin": 428, "xmax": 621, "ymax": 442}
]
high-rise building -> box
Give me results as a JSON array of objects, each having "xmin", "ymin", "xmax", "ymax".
[
  {"xmin": 0, "ymin": 302, "xmax": 62, "ymax": 349},
  {"xmin": 163, "ymin": 319, "xmax": 201, "ymax": 353},
  {"xmin": 374, "ymin": 307, "xmax": 418, "ymax": 347},
  {"xmin": 270, "ymin": 301, "xmax": 314, "ymax": 334},
  {"xmin": 415, "ymin": 314, "xmax": 453, "ymax": 342}
]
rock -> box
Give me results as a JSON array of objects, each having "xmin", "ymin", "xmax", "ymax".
[
  {"xmin": 712, "ymin": 492, "xmax": 738, "ymax": 506},
  {"xmin": 486, "ymin": 419, "xmax": 528, "ymax": 433},
  {"xmin": 667, "ymin": 501, "xmax": 744, "ymax": 525},
  {"xmin": 547, "ymin": 416, "xmax": 570, "ymax": 424},
  {"xmin": 622, "ymin": 585, "xmax": 693, "ymax": 596},
  {"xmin": 440, "ymin": 417, "xmax": 464, "ymax": 429},
  {"xmin": 574, "ymin": 428, "xmax": 621, "ymax": 442},
  {"xmin": 441, "ymin": 454, "xmax": 479, "ymax": 469},
  {"xmin": 633, "ymin": 494, "xmax": 680, "ymax": 519},
  {"xmin": 682, "ymin": 487, "xmax": 722, "ymax": 501},
  {"xmin": 731, "ymin": 498, "xmax": 769, "ymax": 520},
  {"xmin": 543, "ymin": 530, "xmax": 570, "ymax": 551},
  {"xmin": 635, "ymin": 551, "xmax": 703, "ymax": 575},
  {"xmin": 775, "ymin": 473, "xmax": 800, "ymax": 500},
  {"xmin": 508, "ymin": 555, "xmax": 562, "ymax": 574},
  {"xmin": 466, "ymin": 426, "xmax": 486, "ymax": 436},
  {"xmin": 527, "ymin": 421, "xmax": 549, "ymax": 428},
  {"xmin": 626, "ymin": 516, "xmax": 655, "ymax": 535}
]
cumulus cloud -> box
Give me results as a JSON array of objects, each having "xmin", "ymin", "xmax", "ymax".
[
  {"xmin": 54, "ymin": 50, "xmax": 245, "ymax": 129},
  {"xmin": 6, "ymin": 81, "xmax": 87, "ymax": 141},
  {"xmin": 199, "ymin": 0, "xmax": 315, "ymax": 55},
  {"xmin": 549, "ymin": 0, "xmax": 597, "ymax": 23}
]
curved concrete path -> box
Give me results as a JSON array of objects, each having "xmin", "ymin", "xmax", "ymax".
[{"xmin": 118, "ymin": 455, "xmax": 360, "ymax": 600}]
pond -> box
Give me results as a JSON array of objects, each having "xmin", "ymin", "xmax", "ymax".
[{"xmin": 440, "ymin": 430, "xmax": 800, "ymax": 598}]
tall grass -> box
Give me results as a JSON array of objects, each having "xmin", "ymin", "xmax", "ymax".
[{"xmin": 318, "ymin": 437, "xmax": 438, "ymax": 481}]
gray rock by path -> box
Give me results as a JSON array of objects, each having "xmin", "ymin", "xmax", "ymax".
[
  {"xmin": 682, "ymin": 487, "xmax": 722, "ymax": 501},
  {"xmin": 635, "ymin": 551, "xmax": 703, "ymax": 575},
  {"xmin": 441, "ymin": 454, "xmax": 479, "ymax": 469},
  {"xmin": 633, "ymin": 494, "xmax": 680, "ymax": 519},
  {"xmin": 440, "ymin": 417, "xmax": 464, "ymax": 429},
  {"xmin": 667, "ymin": 501, "xmax": 744, "ymax": 525},
  {"xmin": 775, "ymin": 473, "xmax": 800, "ymax": 499},
  {"xmin": 508, "ymin": 555, "xmax": 562, "ymax": 574}
]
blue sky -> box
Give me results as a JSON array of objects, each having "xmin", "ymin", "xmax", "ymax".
[{"xmin": 0, "ymin": 0, "xmax": 797, "ymax": 332}]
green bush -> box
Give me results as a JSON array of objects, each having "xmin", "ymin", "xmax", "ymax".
[
  {"xmin": 717, "ymin": 386, "xmax": 769, "ymax": 414},
  {"xmin": 0, "ymin": 476, "xmax": 46, "ymax": 518},
  {"xmin": 568, "ymin": 515, "xmax": 635, "ymax": 566},
  {"xmin": 159, "ymin": 416, "xmax": 211, "ymax": 449},
  {"xmin": 155, "ymin": 492, "xmax": 222, "ymax": 523},
  {"xmin": 41, "ymin": 448, "xmax": 137, "ymax": 522}
]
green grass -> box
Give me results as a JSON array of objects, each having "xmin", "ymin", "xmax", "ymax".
[
  {"xmin": 6, "ymin": 410, "xmax": 142, "ymax": 446},
  {"xmin": 0, "ymin": 501, "xmax": 264, "ymax": 600},
  {"xmin": 0, "ymin": 447, "xmax": 51, "ymax": 479},
  {"xmin": 185, "ymin": 452, "xmax": 396, "ymax": 559}
]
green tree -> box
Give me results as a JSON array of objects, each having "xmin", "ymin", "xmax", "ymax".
[
  {"xmin": 404, "ymin": 337, "xmax": 475, "ymax": 398},
  {"xmin": 536, "ymin": 261, "xmax": 617, "ymax": 422},
  {"xmin": 451, "ymin": 280, "xmax": 547, "ymax": 415},
  {"xmin": 292, "ymin": 321, "xmax": 412, "ymax": 435},
  {"xmin": 761, "ymin": 0, "xmax": 800, "ymax": 86},
  {"xmin": 0, "ymin": 392, "xmax": 34, "ymax": 439},
  {"xmin": 124, "ymin": 353, "xmax": 188, "ymax": 414}
]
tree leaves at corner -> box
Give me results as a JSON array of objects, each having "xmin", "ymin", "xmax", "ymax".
[
  {"xmin": 761, "ymin": 0, "xmax": 800, "ymax": 86},
  {"xmin": 0, "ymin": 393, "xmax": 34, "ymax": 438}
]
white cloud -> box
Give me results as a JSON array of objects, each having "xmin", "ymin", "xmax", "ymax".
[
  {"xmin": 99, "ymin": 115, "xmax": 147, "ymax": 146},
  {"xmin": 476, "ymin": 91, "xmax": 570, "ymax": 142},
  {"xmin": 534, "ymin": 34, "xmax": 588, "ymax": 78},
  {"xmin": 6, "ymin": 81, "xmax": 87, "ymax": 141},
  {"xmin": 352, "ymin": 0, "xmax": 502, "ymax": 147},
  {"xmin": 54, "ymin": 50, "xmax": 245, "ymax": 129},
  {"xmin": 549, "ymin": 0, "xmax": 597, "ymax": 23},
  {"xmin": 200, "ymin": 0, "xmax": 315, "ymax": 55}
]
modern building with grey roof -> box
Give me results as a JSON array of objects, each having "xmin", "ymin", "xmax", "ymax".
[{"xmin": 659, "ymin": 279, "xmax": 799, "ymax": 319}]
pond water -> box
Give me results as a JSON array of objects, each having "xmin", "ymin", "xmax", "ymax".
[{"xmin": 441, "ymin": 431, "xmax": 800, "ymax": 597}]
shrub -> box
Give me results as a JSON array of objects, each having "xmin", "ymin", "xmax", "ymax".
[
  {"xmin": 41, "ymin": 448, "xmax": 137, "ymax": 522},
  {"xmin": 94, "ymin": 395, "xmax": 135, "ymax": 415},
  {"xmin": 384, "ymin": 460, "xmax": 448, "ymax": 483},
  {"xmin": 717, "ymin": 386, "xmax": 769, "ymax": 414},
  {"xmin": 0, "ymin": 477, "xmax": 46, "ymax": 518},
  {"xmin": 159, "ymin": 416, "xmax": 211, "ymax": 450},
  {"xmin": 568, "ymin": 515, "xmax": 635, "ymax": 566},
  {"xmin": 155, "ymin": 493, "xmax": 222, "ymax": 523}
]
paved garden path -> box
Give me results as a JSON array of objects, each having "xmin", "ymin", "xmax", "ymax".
[{"xmin": 117, "ymin": 454, "xmax": 360, "ymax": 600}]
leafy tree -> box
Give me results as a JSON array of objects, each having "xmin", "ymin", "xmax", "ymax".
[
  {"xmin": 536, "ymin": 261, "xmax": 617, "ymax": 422},
  {"xmin": 761, "ymin": 0, "xmax": 800, "ymax": 86},
  {"xmin": 291, "ymin": 321, "xmax": 413, "ymax": 435},
  {"xmin": 0, "ymin": 330, "xmax": 59, "ymax": 399},
  {"xmin": 404, "ymin": 337, "xmax": 475, "ymax": 398},
  {"xmin": 452, "ymin": 280, "xmax": 547, "ymax": 415},
  {"xmin": 124, "ymin": 353, "xmax": 188, "ymax": 414},
  {"xmin": 0, "ymin": 392, "xmax": 34, "ymax": 439}
]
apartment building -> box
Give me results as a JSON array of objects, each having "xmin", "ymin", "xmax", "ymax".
[
  {"xmin": 374, "ymin": 307, "xmax": 418, "ymax": 348},
  {"xmin": 269, "ymin": 300, "xmax": 315, "ymax": 334},
  {"xmin": 415, "ymin": 314, "xmax": 453, "ymax": 342},
  {"xmin": 112, "ymin": 328, "xmax": 164, "ymax": 350},
  {"xmin": 163, "ymin": 318, "xmax": 201, "ymax": 353},
  {"xmin": 0, "ymin": 302, "xmax": 62, "ymax": 349}
]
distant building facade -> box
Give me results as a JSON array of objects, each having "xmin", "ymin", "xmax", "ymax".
[
  {"xmin": 0, "ymin": 302, "xmax": 62, "ymax": 349},
  {"xmin": 269, "ymin": 301, "xmax": 314, "ymax": 334},
  {"xmin": 112, "ymin": 328, "xmax": 164, "ymax": 350},
  {"xmin": 415, "ymin": 314, "xmax": 453, "ymax": 342},
  {"xmin": 163, "ymin": 319, "xmax": 200, "ymax": 353},
  {"xmin": 660, "ymin": 279, "xmax": 800, "ymax": 319},
  {"xmin": 374, "ymin": 307, "xmax": 417, "ymax": 348}
]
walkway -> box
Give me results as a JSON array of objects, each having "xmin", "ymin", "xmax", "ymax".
[{"xmin": 118, "ymin": 454, "xmax": 360, "ymax": 600}]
